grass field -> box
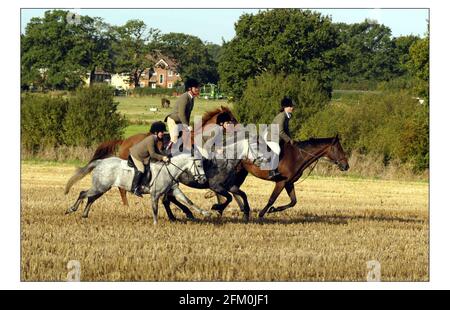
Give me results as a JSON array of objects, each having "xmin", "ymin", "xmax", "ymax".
[
  {"xmin": 21, "ymin": 161, "xmax": 428, "ymax": 281},
  {"xmin": 116, "ymin": 96, "xmax": 232, "ymax": 137}
]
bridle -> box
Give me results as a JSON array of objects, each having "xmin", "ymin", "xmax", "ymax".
[
  {"xmin": 147, "ymin": 157, "xmax": 205, "ymax": 196},
  {"xmin": 295, "ymin": 136, "xmax": 347, "ymax": 183}
]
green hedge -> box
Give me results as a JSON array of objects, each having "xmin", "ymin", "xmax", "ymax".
[
  {"xmin": 21, "ymin": 85, "xmax": 128, "ymax": 152},
  {"xmin": 300, "ymin": 90, "xmax": 429, "ymax": 171},
  {"xmin": 234, "ymin": 73, "xmax": 329, "ymax": 136}
]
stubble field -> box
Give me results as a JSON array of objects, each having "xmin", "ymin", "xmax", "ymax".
[{"xmin": 21, "ymin": 161, "xmax": 428, "ymax": 281}]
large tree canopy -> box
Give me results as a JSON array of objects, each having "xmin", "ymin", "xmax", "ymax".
[
  {"xmin": 21, "ymin": 10, "xmax": 113, "ymax": 90},
  {"xmin": 159, "ymin": 32, "xmax": 219, "ymax": 85},
  {"xmin": 111, "ymin": 19, "xmax": 160, "ymax": 88},
  {"xmin": 218, "ymin": 9, "xmax": 339, "ymax": 100}
]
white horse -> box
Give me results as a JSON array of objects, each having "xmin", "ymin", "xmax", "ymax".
[{"xmin": 64, "ymin": 152, "xmax": 210, "ymax": 224}]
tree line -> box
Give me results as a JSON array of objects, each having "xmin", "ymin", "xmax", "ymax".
[{"xmin": 21, "ymin": 10, "xmax": 220, "ymax": 91}]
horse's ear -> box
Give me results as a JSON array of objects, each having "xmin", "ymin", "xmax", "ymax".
[{"xmin": 335, "ymin": 133, "xmax": 340, "ymax": 140}]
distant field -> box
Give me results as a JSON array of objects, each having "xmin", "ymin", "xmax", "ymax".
[
  {"xmin": 116, "ymin": 96, "xmax": 232, "ymax": 137},
  {"xmin": 21, "ymin": 161, "xmax": 428, "ymax": 281}
]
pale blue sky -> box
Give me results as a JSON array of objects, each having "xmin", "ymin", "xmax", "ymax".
[{"xmin": 21, "ymin": 8, "xmax": 429, "ymax": 44}]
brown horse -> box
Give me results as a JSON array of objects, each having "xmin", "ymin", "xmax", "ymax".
[
  {"xmin": 221, "ymin": 135, "xmax": 350, "ymax": 219},
  {"xmin": 88, "ymin": 106, "xmax": 238, "ymax": 207}
]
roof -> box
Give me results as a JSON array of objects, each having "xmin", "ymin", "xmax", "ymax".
[{"xmin": 145, "ymin": 50, "xmax": 179, "ymax": 70}]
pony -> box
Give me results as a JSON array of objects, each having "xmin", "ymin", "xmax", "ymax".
[{"xmin": 64, "ymin": 152, "xmax": 209, "ymax": 224}]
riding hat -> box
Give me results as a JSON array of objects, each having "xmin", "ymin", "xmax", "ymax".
[{"xmin": 150, "ymin": 121, "xmax": 166, "ymax": 134}]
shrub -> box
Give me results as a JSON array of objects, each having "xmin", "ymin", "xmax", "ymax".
[
  {"xmin": 301, "ymin": 90, "xmax": 429, "ymax": 171},
  {"xmin": 21, "ymin": 94, "xmax": 68, "ymax": 151},
  {"xmin": 234, "ymin": 72, "xmax": 329, "ymax": 135},
  {"xmin": 63, "ymin": 85, "xmax": 128, "ymax": 147}
]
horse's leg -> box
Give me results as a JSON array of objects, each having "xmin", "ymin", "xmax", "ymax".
[
  {"xmin": 267, "ymin": 182, "xmax": 297, "ymax": 214},
  {"xmin": 230, "ymin": 187, "xmax": 250, "ymax": 222},
  {"xmin": 151, "ymin": 196, "xmax": 159, "ymax": 225},
  {"xmin": 210, "ymin": 187, "xmax": 233, "ymax": 216},
  {"xmin": 171, "ymin": 187, "xmax": 211, "ymax": 217},
  {"xmin": 119, "ymin": 188, "xmax": 129, "ymax": 206},
  {"xmin": 82, "ymin": 191, "xmax": 105, "ymax": 218},
  {"xmin": 258, "ymin": 181, "xmax": 286, "ymax": 219},
  {"xmin": 167, "ymin": 194, "xmax": 195, "ymax": 220},
  {"xmin": 162, "ymin": 193, "xmax": 177, "ymax": 222},
  {"xmin": 65, "ymin": 190, "xmax": 88, "ymax": 214}
]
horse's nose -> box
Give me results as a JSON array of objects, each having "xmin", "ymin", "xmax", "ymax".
[{"xmin": 343, "ymin": 163, "xmax": 349, "ymax": 171}]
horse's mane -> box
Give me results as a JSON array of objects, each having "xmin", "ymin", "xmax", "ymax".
[
  {"xmin": 201, "ymin": 106, "xmax": 233, "ymax": 127},
  {"xmin": 294, "ymin": 137, "xmax": 336, "ymax": 149}
]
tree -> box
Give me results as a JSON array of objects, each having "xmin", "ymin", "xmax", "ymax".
[
  {"xmin": 218, "ymin": 9, "xmax": 339, "ymax": 100},
  {"xmin": 235, "ymin": 72, "xmax": 329, "ymax": 137},
  {"xmin": 111, "ymin": 20, "xmax": 160, "ymax": 88},
  {"xmin": 332, "ymin": 19, "xmax": 398, "ymax": 83},
  {"xmin": 159, "ymin": 33, "xmax": 219, "ymax": 84},
  {"xmin": 393, "ymin": 35, "xmax": 420, "ymax": 75},
  {"xmin": 21, "ymin": 10, "xmax": 114, "ymax": 90},
  {"xmin": 407, "ymin": 37, "xmax": 429, "ymax": 102}
]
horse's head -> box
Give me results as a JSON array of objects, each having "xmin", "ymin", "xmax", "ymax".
[
  {"xmin": 324, "ymin": 134, "xmax": 349, "ymax": 171},
  {"xmin": 202, "ymin": 106, "xmax": 239, "ymax": 128}
]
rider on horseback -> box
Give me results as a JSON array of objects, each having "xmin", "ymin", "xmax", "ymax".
[
  {"xmin": 264, "ymin": 96, "xmax": 295, "ymax": 180},
  {"xmin": 128, "ymin": 121, "xmax": 170, "ymax": 197},
  {"xmin": 164, "ymin": 78, "xmax": 201, "ymax": 152}
]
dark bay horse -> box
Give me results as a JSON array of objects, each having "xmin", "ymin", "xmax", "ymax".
[
  {"xmin": 222, "ymin": 135, "xmax": 350, "ymax": 219},
  {"xmin": 87, "ymin": 106, "xmax": 240, "ymax": 212}
]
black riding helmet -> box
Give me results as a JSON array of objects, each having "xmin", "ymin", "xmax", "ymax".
[
  {"xmin": 216, "ymin": 112, "xmax": 233, "ymax": 125},
  {"xmin": 184, "ymin": 78, "xmax": 200, "ymax": 91},
  {"xmin": 150, "ymin": 121, "xmax": 166, "ymax": 134},
  {"xmin": 281, "ymin": 96, "xmax": 294, "ymax": 108}
]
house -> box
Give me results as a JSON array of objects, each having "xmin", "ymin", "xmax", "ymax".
[
  {"xmin": 132, "ymin": 53, "xmax": 182, "ymax": 89},
  {"xmin": 84, "ymin": 69, "xmax": 111, "ymax": 85},
  {"xmin": 84, "ymin": 53, "xmax": 182, "ymax": 90},
  {"xmin": 111, "ymin": 73, "xmax": 130, "ymax": 90}
]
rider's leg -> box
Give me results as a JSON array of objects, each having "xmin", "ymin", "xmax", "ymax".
[
  {"xmin": 166, "ymin": 117, "xmax": 178, "ymax": 151},
  {"xmin": 129, "ymin": 154, "xmax": 145, "ymax": 197},
  {"xmin": 266, "ymin": 141, "xmax": 281, "ymax": 179}
]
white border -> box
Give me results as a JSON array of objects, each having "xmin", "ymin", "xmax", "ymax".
[{"xmin": 3, "ymin": 0, "xmax": 449, "ymax": 290}]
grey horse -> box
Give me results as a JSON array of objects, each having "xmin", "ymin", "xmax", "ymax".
[{"xmin": 64, "ymin": 152, "xmax": 209, "ymax": 224}]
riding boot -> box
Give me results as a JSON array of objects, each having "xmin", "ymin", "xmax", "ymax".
[
  {"xmin": 268, "ymin": 168, "xmax": 281, "ymax": 180},
  {"xmin": 131, "ymin": 171, "xmax": 144, "ymax": 197}
]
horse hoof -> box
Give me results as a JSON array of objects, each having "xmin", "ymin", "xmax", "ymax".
[
  {"xmin": 211, "ymin": 204, "xmax": 224, "ymax": 216},
  {"xmin": 243, "ymin": 214, "xmax": 250, "ymax": 223},
  {"xmin": 267, "ymin": 207, "xmax": 276, "ymax": 213}
]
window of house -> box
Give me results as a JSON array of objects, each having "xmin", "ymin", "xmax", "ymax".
[
  {"xmin": 151, "ymin": 83, "xmax": 156, "ymax": 89},
  {"xmin": 168, "ymin": 83, "xmax": 173, "ymax": 89},
  {"xmin": 168, "ymin": 70, "xmax": 173, "ymax": 77},
  {"xmin": 159, "ymin": 74, "xmax": 164, "ymax": 84}
]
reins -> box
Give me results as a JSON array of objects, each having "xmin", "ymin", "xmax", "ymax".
[{"xmin": 295, "ymin": 136, "xmax": 341, "ymax": 184}]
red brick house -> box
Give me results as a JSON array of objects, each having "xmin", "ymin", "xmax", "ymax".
[{"xmin": 135, "ymin": 53, "xmax": 182, "ymax": 89}]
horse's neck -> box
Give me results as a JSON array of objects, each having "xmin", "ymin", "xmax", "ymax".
[
  {"xmin": 166, "ymin": 156, "xmax": 191, "ymax": 179},
  {"xmin": 295, "ymin": 139, "xmax": 332, "ymax": 163}
]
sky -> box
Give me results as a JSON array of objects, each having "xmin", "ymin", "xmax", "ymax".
[{"xmin": 21, "ymin": 8, "xmax": 429, "ymax": 44}]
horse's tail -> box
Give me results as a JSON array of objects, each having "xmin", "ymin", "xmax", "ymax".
[
  {"xmin": 64, "ymin": 160, "xmax": 101, "ymax": 195},
  {"xmin": 88, "ymin": 139, "xmax": 123, "ymax": 163}
]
